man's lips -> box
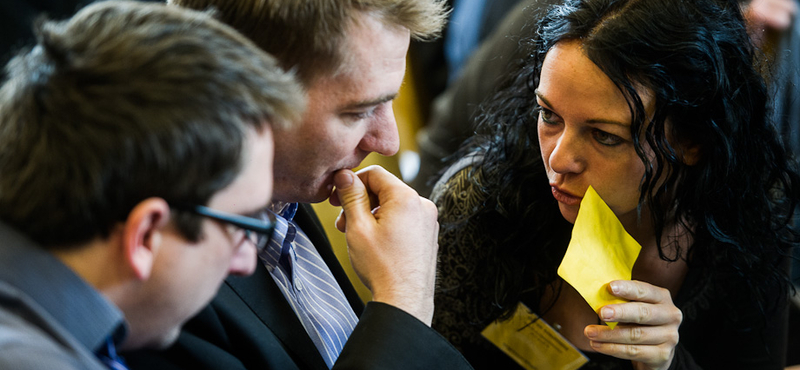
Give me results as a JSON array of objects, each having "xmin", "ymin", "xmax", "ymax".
[{"xmin": 551, "ymin": 186, "xmax": 582, "ymax": 206}]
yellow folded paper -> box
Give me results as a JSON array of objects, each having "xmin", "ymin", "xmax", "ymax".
[{"xmin": 557, "ymin": 186, "xmax": 642, "ymax": 329}]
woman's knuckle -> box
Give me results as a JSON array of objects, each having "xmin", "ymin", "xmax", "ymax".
[
  {"xmin": 637, "ymin": 305, "xmax": 651, "ymax": 323},
  {"xmin": 625, "ymin": 344, "xmax": 640, "ymax": 357},
  {"xmin": 629, "ymin": 327, "xmax": 643, "ymax": 342}
]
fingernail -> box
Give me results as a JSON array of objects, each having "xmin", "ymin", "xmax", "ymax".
[
  {"xmin": 609, "ymin": 281, "xmax": 620, "ymax": 294},
  {"xmin": 601, "ymin": 307, "xmax": 614, "ymax": 320},
  {"xmin": 334, "ymin": 171, "xmax": 353, "ymax": 189},
  {"xmin": 585, "ymin": 327, "xmax": 597, "ymax": 338}
]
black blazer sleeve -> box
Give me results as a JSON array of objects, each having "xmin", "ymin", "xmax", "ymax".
[{"xmin": 336, "ymin": 302, "xmax": 473, "ymax": 369}]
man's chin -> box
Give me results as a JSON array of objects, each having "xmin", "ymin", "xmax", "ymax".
[
  {"xmin": 309, "ymin": 188, "xmax": 334, "ymax": 204},
  {"xmin": 276, "ymin": 182, "xmax": 336, "ymax": 204}
]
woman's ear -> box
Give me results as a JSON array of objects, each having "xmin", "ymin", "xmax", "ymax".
[
  {"xmin": 122, "ymin": 198, "xmax": 170, "ymax": 281},
  {"xmin": 681, "ymin": 144, "xmax": 701, "ymax": 166}
]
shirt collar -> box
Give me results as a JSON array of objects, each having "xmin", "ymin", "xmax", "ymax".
[{"xmin": 270, "ymin": 202, "xmax": 298, "ymax": 221}]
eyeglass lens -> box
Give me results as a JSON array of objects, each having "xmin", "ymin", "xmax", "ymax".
[
  {"xmin": 243, "ymin": 229, "xmax": 271, "ymax": 252},
  {"xmin": 242, "ymin": 211, "xmax": 276, "ymax": 252}
]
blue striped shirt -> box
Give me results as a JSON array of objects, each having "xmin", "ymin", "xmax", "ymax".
[{"xmin": 260, "ymin": 203, "xmax": 358, "ymax": 368}]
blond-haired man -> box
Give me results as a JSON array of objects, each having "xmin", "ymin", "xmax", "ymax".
[{"xmin": 126, "ymin": 0, "xmax": 473, "ymax": 369}]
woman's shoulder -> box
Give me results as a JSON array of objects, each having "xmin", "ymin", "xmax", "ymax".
[
  {"xmin": 430, "ymin": 153, "xmax": 489, "ymax": 222},
  {"xmin": 430, "ymin": 153, "xmax": 484, "ymax": 202}
]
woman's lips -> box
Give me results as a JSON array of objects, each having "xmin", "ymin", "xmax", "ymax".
[{"xmin": 551, "ymin": 186, "xmax": 582, "ymax": 206}]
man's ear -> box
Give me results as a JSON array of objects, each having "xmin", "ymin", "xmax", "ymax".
[{"xmin": 123, "ymin": 198, "xmax": 170, "ymax": 281}]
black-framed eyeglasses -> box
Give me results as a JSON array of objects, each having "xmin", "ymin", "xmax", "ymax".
[{"xmin": 169, "ymin": 202, "xmax": 276, "ymax": 253}]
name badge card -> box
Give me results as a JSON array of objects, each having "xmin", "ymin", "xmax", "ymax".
[{"xmin": 482, "ymin": 303, "xmax": 588, "ymax": 370}]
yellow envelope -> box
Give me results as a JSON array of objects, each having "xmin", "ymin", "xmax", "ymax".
[{"xmin": 557, "ymin": 186, "xmax": 641, "ymax": 329}]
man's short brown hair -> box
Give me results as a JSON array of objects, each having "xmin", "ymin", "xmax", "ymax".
[{"xmin": 0, "ymin": 1, "xmax": 304, "ymax": 247}]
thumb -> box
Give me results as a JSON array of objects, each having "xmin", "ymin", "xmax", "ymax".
[{"xmin": 333, "ymin": 169, "xmax": 372, "ymax": 231}]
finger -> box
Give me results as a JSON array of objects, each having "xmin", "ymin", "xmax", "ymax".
[
  {"xmin": 334, "ymin": 205, "xmax": 380, "ymax": 232},
  {"xmin": 588, "ymin": 340, "xmax": 675, "ymax": 367},
  {"xmin": 600, "ymin": 302, "xmax": 683, "ymax": 326},
  {"xmin": 585, "ymin": 324, "xmax": 679, "ymax": 346},
  {"xmin": 329, "ymin": 188, "xmax": 342, "ymax": 207},
  {"xmin": 335, "ymin": 210, "xmax": 347, "ymax": 232},
  {"xmin": 353, "ymin": 165, "xmax": 414, "ymax": 204},
  {"xmin": 607, "ymin": 280, "xmax": 671, "ymax": 304},
  {"xmin": 332, "ymin": 187, "xmax": 378, "ymax": 210},
  {"xmin": 333, "ymin": 169, "xmax": 373, "ymax": 231}
]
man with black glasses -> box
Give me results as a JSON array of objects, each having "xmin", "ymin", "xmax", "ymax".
[{"xmin": 0, "ymin": 1, "xmax": 303, "ymax": 368}]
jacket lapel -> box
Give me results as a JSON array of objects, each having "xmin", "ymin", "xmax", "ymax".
[
  {"xmin": 224, "ymin": 251, "xmax": 329, "ymax": 369},
  {"xmin": 220, "ymin": 203, "xmax": 365, "ymax": 370}
]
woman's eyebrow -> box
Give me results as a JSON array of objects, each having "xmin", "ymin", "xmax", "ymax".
[{"xmin": 535, "ymin": 89, "xmax": 629, "ymax": 127}]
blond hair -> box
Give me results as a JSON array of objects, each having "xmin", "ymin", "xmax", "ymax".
[{"xmin": 170, "ymin": 0, "xmax": 448, "ymax": 83}]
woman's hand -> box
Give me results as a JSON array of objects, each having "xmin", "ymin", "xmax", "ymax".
[{"xmin": 583, "ymin": 280, "xmax": 682, "ymax": 370}]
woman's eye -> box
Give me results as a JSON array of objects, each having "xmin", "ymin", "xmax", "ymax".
[
  {"xmin": 592, "ymin": 129, "xmax": 623, "ymax": 146},
  {"xmin": 536, "ymin": 106, "xmax": 559, "ymax": 124}
]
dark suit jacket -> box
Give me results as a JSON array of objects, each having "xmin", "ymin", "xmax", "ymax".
[{"xmin": 125, "ymin": 203, "xmax": 472, "ymax": 369}]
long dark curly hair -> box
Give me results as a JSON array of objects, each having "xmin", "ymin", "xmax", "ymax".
[{"xmin": 442, "ymin": 0, "xmax": 798, "ymax": 325}]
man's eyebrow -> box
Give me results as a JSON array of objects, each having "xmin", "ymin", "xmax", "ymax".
[
  {"xmin": 342, "ymin": 93, "xmax": 397, "ymax": 110},
  {"xmin": 534, "ymin": 89, "xmax": 629, "ymax": 127}
]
